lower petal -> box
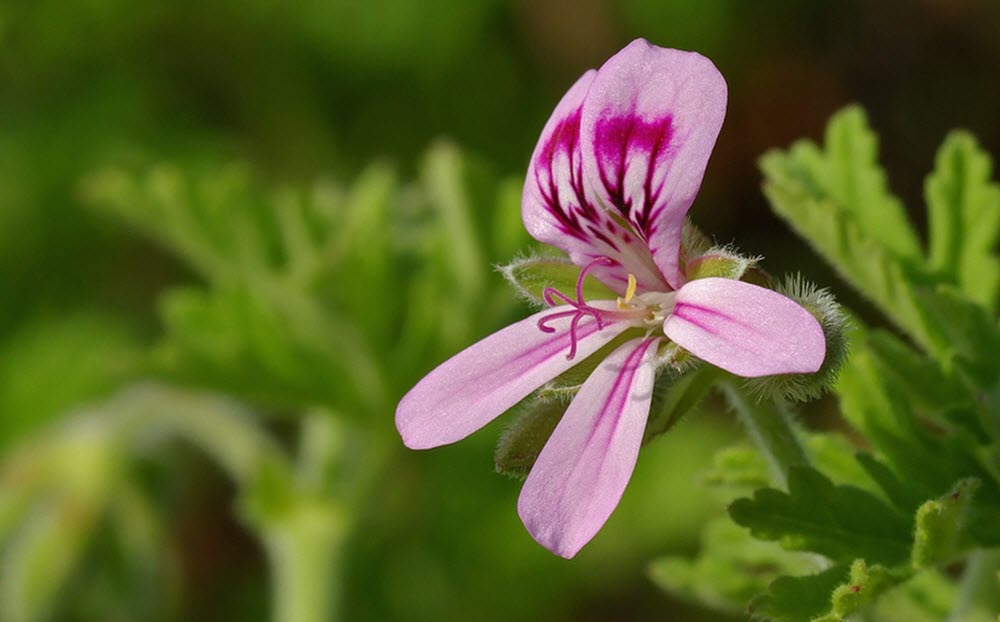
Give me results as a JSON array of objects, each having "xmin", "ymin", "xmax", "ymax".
[
  {"xmin": 396, "ymin": 305, "xmax": 630, "ymax": 449},
  {"xmin": 663, "ymin": 277, "xmax": 826, "ymax": 377},
  {"xmin": 517, "ymin": 337, "xmax": 659, "ymax": 558}
]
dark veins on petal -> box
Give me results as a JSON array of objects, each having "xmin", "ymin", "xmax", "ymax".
[
  {"xmin": 594, "ymin": 113, "xmax": 674, "ymax": 241},
  {"xmin": 535, "ymin": 108, "xmax": 623, "ymax": 252}
]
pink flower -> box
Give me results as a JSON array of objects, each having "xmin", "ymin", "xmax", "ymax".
[{"xmin": 396, "ymin": 39, "xmax": 825, "ymax": 558}]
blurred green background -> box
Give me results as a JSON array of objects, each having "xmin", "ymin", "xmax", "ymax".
[{"xmin": 1, "ymin": 1, "xmax": 998, "ymax": 621}]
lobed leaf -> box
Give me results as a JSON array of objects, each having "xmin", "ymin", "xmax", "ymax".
[
  {"xmin": 649, "ymin": 517, "xmax": 818, "ymax": 616},
  {"xmin": 925, "ymin": 131, "xmax": 1000, "ymax": 311},
  {"xmin": 729, "ymin": 466, "xmax": 912, "ymax": 565},
  {"xmin": 761, "ymin": 106, "xmax": 1000, "ymax": 377}
]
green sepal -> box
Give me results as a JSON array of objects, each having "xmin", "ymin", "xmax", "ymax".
[
  {"xmin": 499, "ymin": 254, "xmax": 618, "ymax": 307},
  {"xmin": 680, "ymin": 218, "xmax": 713, "ymax": 260},
  {"xmin": 684, "ymin": 246, "xmax": 759, "ymax": 281},
  {"xmin": 493, "ymin": 396, "xmax": 566, "ymax": 479}
]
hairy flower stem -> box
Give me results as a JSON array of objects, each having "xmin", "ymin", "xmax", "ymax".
[
  {"xmin": 947, "ymin": 549, "xmax": 1000, "ymax": 622},
  {"xmin": 721, "ymin": 381, "xmax": 809, "ymax": 488}
]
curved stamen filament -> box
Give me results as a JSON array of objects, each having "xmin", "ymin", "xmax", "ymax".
[{"xmin": 536, "ymin": 256, "xmax": 620, "ymax": 360}]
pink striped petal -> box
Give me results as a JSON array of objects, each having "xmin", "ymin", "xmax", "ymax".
[
  {"xmin": 517, "ymin": 337, "xmax": 659, "ymax": 558},
  {"xmin": 396, "ymin": 305, "xmax": 631, "ymax": 450},
  {"xmin": 663, "ymin": 278, "xmax": 825, "ymax": 377},
  {"xmin": 581, "ymin": 39, "xmax": 728, "ymax": 290},
  {"xmin": 522, "ymin": 70, "xmax": 668, "ymax": 295}
]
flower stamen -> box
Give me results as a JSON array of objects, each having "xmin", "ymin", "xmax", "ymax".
[
  {"xmin": 536, "ymin": 256, "xmax": 621, "ymax": 360},
  {"xmin": 617, "ymin": 274, "xmax": 638, "ymax": 309}
]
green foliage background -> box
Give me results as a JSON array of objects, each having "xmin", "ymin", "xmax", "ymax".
[{"xmin": 1, "ymin": 1, "xmax": 1000, "ymax": 621}]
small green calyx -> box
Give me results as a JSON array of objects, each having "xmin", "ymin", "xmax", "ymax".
[
  {"xmin": 500, "ymin": 254, "xmax": 617, "ymax": 307},
  {"xmin": 684, "ymin": 246, "xmax": 760, "ymax": 282}
]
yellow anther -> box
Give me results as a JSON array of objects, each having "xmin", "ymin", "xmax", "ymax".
[{"xmin": 617, "ymin": 274, "xmax": 638, "ymax": 310}]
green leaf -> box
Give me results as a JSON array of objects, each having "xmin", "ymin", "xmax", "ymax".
[
  {"xmin": 421, "ymin": 141, "xmax": 489, "ymax": 301},
  {"xmin": 1, "ymin": 498, "xmax": 102, "ymax": 622},
  {"xmin": 0, "ymin": 313, "xmax": 141, "ymax": 448},
  {"xmin": 702, "ymin": 444, "xmax": 772, "ymax": 494},
  {"xmin": 749, "ymin": 563, "xmax": 850, "ymax": 622},
  {"xmin": 825, "ymin": 560, "xmax": 910, "ymax": 621},
  {"xmin": 759, "ymin": 111, "xmax": 919, "ymax": 347},
  {"xmin": 763, "ymin": 106, "xmax": 920, "ymax": 261},
  {"xmin": 157, "ymin": 284, "xmax": 386, "ymax": 416},
  {"xmin": 864, "ymin": 329, "xmax": 977, "ymax": 432},
  {"xmin": 855, "ymin": 453, "xmax": 927, "ymax": 515},
  {"xmin": 869, "ymin": 570, "xmax": 955, "ymax": 622},
  {"xmin": 649, "ymin": 517, "xmax": 818, "ymax": 616},
  {"xmin": 836, "ymin": 339, "xmax": 1000, "ymax": 502},
  {"xmin": 729, "ymin": 466, "xmax": 912, "ymax": 565},
  {"xmin": 499, "ymin": 254, "xmax": 617, "ymax": 306},
  {"xmin": 643, "ymin": 365, "xmax": 720, "ymax": 445},
  {"xmin": 911, "ymin": 478, "xmax": 980, "ymax": 568},
  {"xmin": 925, "ymin": 131, "xmax": 1000, "ymax": 311},
  {"xmin": 804, "ymin": 434, "xmax": 880, "ymax": 496},
  {"xmin": 721, "ymin": 384, "xmax": 809, "ymax": 487},
  {"xmin": 762, "ymin": 107, "xmax": 1000, "ymax": 376}
]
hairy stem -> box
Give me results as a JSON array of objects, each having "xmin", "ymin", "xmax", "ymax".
[{"xmin": 721, "ymin": 381, "xmax": 809, "ymax": 487}]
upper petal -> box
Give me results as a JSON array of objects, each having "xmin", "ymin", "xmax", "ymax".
[
  {"xmin": 396, "ymin": 305, "xmax": 631, "ymax": 449},
  {"xmin": 522, "ymin": 70, "xmax": 669, "ymax": 295},
  {"xmin": 663, "ymin": 278, "xmax": 826, "ymax": 377},
  {"xmin": 581, "ymin": 39, "xmax": 727, "ymax": 290},
  {"xmin": 517, "ymin": 337, "xmax": 658, "ymax": 558}
]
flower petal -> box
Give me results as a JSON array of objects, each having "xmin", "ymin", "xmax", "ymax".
[
  {"xmin": 396, "ymin": 305, "xmax": 631, "ymax": 450},
  {"xmin": 517, "ymin": 337, "xmax": 658, "ymax": 558},
  {"xmin": 663, "ymin": 278, "xmax": 826, "ymax": 377},
  {"xmin": 581, "ymin": 39, "xmax": 728, "ymax": 290},
  {"xmin": 522, "ymin": 70, "xmax": 668, "ymax": 295}
]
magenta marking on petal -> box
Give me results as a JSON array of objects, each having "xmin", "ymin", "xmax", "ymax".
[
  {"xmin": 672, "ymin": 301, "xmax": 760, "ymax": 333},
  {"xmin": 518, "ymin": 337, "xmax": 659, "ymax": 557},
  {"xmin": 584, "ymin": 338, "xmax": 658, "ymax": 448},
  {"xmin": 534, "ymin": 108, "xmax": 608, "ymax": 243},
  {"xmin": 593, "ymin": 113, "xmax": 675, "ymax": 238},
  {"xmin": 669, "ymin": 307, "xmax": 719, "ymax": 336}
]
